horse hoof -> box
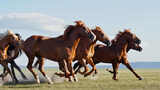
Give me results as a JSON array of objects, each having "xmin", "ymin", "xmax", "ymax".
[
  {"xmin": 112, "ymin": 77, "xmax": 118, "ymax": 81},
  {"xmin": 74, "ymin": 78, "xmax": 78, "ymax": 82},
  {"xmin": 84, "ymin": 73, "xmax": 89, "ymax": 77},
  {"xmin": 139, "ymin": 77, "xmax": 143, "ymax": 80},
  {"xmin": 48, "ymin": 81, "xmax": 53, "ymax": 84}
]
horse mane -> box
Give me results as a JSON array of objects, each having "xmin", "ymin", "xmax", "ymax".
[
  {"xmin": 111, "ymin": 29, "xmax": 131, "ymax": 43},
  {"xmin": 63, "ymin": 25, "xmax": 74, "ymax": 39},
  {"xmin": 63, "ymin": 20, "xmax": 86, "ymax": 39}
]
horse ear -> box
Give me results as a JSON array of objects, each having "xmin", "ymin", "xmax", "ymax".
[
  {"xmin": 124, "ymin": 29, "xmax": 131, "ymax": 33},
  {"xmin": 95, "ymin": 26, "xmax": 101, "ymax": 31},
  {"xmin": 75, "ymin": 20, "xmax": 85, "ymax": 26},
  {"xmin": 7, "ymin": 30, "xmax": 14, "ymax": 35}
]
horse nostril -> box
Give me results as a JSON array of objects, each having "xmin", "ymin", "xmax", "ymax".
[{"xmin": 139, "ymin": 47, "xmax": 143, "ymax": 51}]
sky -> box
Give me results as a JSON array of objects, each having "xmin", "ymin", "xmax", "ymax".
[{"xmin": 0, "ymin": 0, "xmax": 159, "ymax": 66}]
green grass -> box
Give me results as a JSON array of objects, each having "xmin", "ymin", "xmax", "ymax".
[{"xmin": 0, "ymin": 69, "xmax": 160, "ymax": 90}]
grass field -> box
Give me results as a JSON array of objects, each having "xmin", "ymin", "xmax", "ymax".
[{"xmin": 0, "ymin": 68, "xmax": 160, "ymax": 90}]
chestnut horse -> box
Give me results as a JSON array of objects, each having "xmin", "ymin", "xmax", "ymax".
[
  {"xmin": 74, "ymin": 29, "xmax": 142, "ymax": 80},
  {"xmin": 20, "ymin": 21, "xmax": 96, "ymax": 84},
  {"xmin": 0, "ymin": 30, "xmax": 20, "ymax": 83},
  {"xmin": 73, "ymin": 26, "xmax": 110, "ymax": 76},
  {"xmin": 92, "ymin": 30, "xmax": 142, "ymax": 80},
  {"xmin": 36, "ymin": 26, "xmax": 110, "ymax": 77},
  {"xmin": 1, "ymin": 33, "xmax": 27, "ymax": 83}
]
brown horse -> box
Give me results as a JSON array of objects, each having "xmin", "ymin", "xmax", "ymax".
[
  {"xmin": 74, "ymin": 29, "xmax": 142, "ymax": 80},
  {"xmin": 37, "ymin": 26, "xmax": 110, "ymax": 77},
  {"xmin": 1, "ymin": 33, "xmax": 27, "ymax": 83},
  {"xmin": 73, "ymin": 26, "xmax": 110, "ymax": 76},
  {"xmin": 0, "ymin": 30, "xmax": 20, "ymax": 83},
  {"xmin": 105, "ymin": 40, "xmax": 142, "ymax": 74},
  {"xmin": 20, "ymin": 21, "xmax": 96, "ymax": 84},
  {"xmin": 92, "ymin": 29, "xmax": 142, "ymax": 80}
]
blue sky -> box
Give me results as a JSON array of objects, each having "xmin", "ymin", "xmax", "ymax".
[{"xmin": 0, "ymin": 0, "xmax": 159, "ymax": 66}]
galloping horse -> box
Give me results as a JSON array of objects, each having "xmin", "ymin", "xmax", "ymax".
[
  {"xmin": 20, "ymin": 21, "xmax": 96, "ymax": 84},
  {"xmin": 77, "ymin": 39, "xmax": 142, "ymax": 74},
  {"xmin": 74, "ymin": 29, "xmax": 142, "ymax": 80},
  {"xmin": 37, "ymin": 26, "xmax": 110, "ymax": 77},
  {"xmin": 92, "ymin": 29, "xmax": 142, "ymax": 80},
  {"xmin": 0, "ymin": 30, "xmax": 20, "ymax": 83},
  {"xmin": 105, "ymin": 40, "xmax": 142, "ymax": 74},
  {"xmin": 73, "ymin": 26, "xmax": 110, "ymax": 76},
  {"xmin": 1, "ymin": 33, "xmax": 27, "ymax": 83}
]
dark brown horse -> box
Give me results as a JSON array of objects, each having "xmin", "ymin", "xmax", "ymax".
[
  {"xmin": 74, "ymin": 29, "xmax": 142, "ymax": 80},
  {"xmin": 105, "ymin": 40, "xmax": 142, "ymax": 74},
  {"xmin": 76, "ymin": 39, "xmax": 142, "ymax": 75},
  {"xmin": 0, "ymin": 30, "xmax": 20, "ymax": 83},
  {"xmin": 36, "ymin": 26, "xmax": 110, "ymax": 77},
  {"xmin": 92, "ymin": 30, "xmax": 142, "ymax": 80},
  {"xmin": 1, "ymin": 33, "xmax": 27, "ymax": 83},
  {"xmin": 20, "ymin": 21, "xmax": 96, "ymax": 84}
]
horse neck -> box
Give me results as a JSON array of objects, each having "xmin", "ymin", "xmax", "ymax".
[
  {"xmin": 0, "ymin": 38, "xmax": 9, "ymax": 49},
  {"xmin": 66, "ymin": 35, "xmax": 81, "ymax": 52},
  {"xmin": 113, "ymin": 38, "xmax": 128, "ymax": 55},
  {"xmin": 80, "ymin": 37, "xmax": 97, "ymax": 49}
]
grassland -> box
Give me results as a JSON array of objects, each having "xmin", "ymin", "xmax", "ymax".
[{"xmin": 0, "ymin": 68, "xmax": 160, "ymax": 90}]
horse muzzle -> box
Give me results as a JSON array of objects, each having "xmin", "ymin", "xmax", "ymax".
[{"xmin": 138, "ymin": 47, "xmax": 143, "ymax": 52}]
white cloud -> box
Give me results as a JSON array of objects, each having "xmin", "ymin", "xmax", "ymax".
[{"xmin": 0, "ymin": 12, "xmax": 65, "ymax": 33}]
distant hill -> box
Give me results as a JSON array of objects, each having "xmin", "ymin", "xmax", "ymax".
[
  {"xmin": 96, "ymin": 62, "xmax": 160, "ymax": 69},
  {"xmin": 1, "ymin": 62, "xmax": 160, "ymax": 69}
]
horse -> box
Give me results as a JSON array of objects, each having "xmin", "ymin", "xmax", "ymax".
[
  {"xmin": 77, "ymin": 39, "xmax": 143, "ymax": 75},
  {"xmin": 1, "ymin": 33, "xmax": 27, "ymax": 83},
  {"xmin": 72, "ymin": 26, "xmax": 110, "ymax": 76},
  {"xmin": 20, "ymin": 21, "xmax": 96, "ymax": 84},
  {"xmin": 74, "ymin": 29, "xmax": 143, "ymax": 80},
  {"xmin": 35, "ymin": 26, "xmax": 110, "ymax": 77},
  {"xmin": 0, "ymin": 30, "xmax": 20, "ymax": 83},
  {"xmin": 105, "ymin": 40, "xmax": 142, "ymax": 74},
  {"xmin": 91, "ymin": 29, "xmax": 142, "ymax": 80}
]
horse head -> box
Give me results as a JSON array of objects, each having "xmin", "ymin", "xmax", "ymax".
[
  {"xmin": 127, "ymin": 41, "xmax": 142, "ymax": 52},
  {"xmin": 112, "ymin": 29, "xmax": 142, "ymax": 51},
  {"xmin": 63, "ymin": 20, "xmax": 96, "ymax": 42},
  {"xmin": 0, "ymin": 30, "xmax": 20, "ymax": 60},
  {"xmin": 92, "ymin": 26, "xmax": 110, "ymax": 46}
]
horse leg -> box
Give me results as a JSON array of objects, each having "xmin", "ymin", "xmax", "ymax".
[
  {"xmin": 0, "ymin": 67, "xmax": 7, "ymax": 81},
  {"xmin": 27, "ymin": 56, "xmax": 40, "ymax": 84},
  {"xmin": 73, "ymin": 61, "xmax": 79, "ymax": 70},
  {"xmin": 74, "ymin": 64, "xmax": 82, "ymax": 74},
  {"xmin": 33, "ymin": 59, "xmax": 39, "ymax": 68},
  {"xmin": 10, "ymin": 63, "xmax": 19, "ymax": 83},
  {"xmin": 67, "ymin": 60, "xmax": 77, "ymax": 82},
  {"xmin": 2, "ymin": 63, "xmax": 15, "ymax": 83},
  {"xmin": 84, "ymin": 58, "xmax": 96, "ymax": 77},
  {"xmin": 75, "ymin": 59, "xmax": 89, "ymax": 75},
  {"xmin": 112, "ymin": 62, "xmax": 120, "ymax": 80},
  {"xmin": 38, "ymin": 57, "xmax": 53, "ymax": 84},
  {"xmin": 11, "ymin": 61, "xmax": 28, "ymax": 80},
  {"xmin": 122, "ymin": 60, "xmax": 142, "ymax": 80},
  {"xmin": 106, "ymin": 68, "xmax": 114, "ymax": 74},
  {"xmin": 54, "ymin": 60, "xmax": 70, "ymax": 78}
]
